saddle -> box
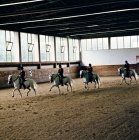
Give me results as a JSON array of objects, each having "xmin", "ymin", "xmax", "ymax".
[
  {"xmin": 124, "ymin": 69, "xmax": 130, "ymax": 77},
  {"xmin": 19, "ymin": 78, "xmax": 26, "ymax": 89},
  {"xmin": 87, "ymin": 72, "xmax": 92, "ymax": 83},
  {"xmin": 58, "ymin": 75, "xmax": 65, "ymax": 86}
]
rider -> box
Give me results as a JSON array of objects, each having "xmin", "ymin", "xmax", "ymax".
[
  {"xmin": 19, "ymin": 66, "xmax": 26, "ymax": 89},
  {"xmin": 124, "ymin": 60, "xmax": 130, "ymax": 77},
  {"xmin": 87, "ymin": 63, "xmax": 93, "ymax": 83},
  {"xmin": 58, "ymin": 64, "xmax": 64, "ymax": 86}
]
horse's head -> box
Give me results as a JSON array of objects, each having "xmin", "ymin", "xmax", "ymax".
[
  {"xmin": 8, "ymin": 75, "xmax": 13, "ymax": 85},
  {"xmin": 49, "ymin": 73, "xmax": 59, "ymax": 83},
  {"xmin": 118, "ymin": 67, "xmax": 123, "ymax": 75},
  {"xmin": 49, "ymin": 74, "xmax": 54, "ymax": 83},
  {"xmin": 80, "ymin": 70, "xmax": 84, "ymax": 78},
  {"xmin": 49, "ymin": 74, "xmax": 52, "ymax": 82}
]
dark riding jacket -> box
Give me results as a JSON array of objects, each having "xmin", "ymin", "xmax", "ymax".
[
  {"xmin": 58, "ymin": 68, "xmax": 64, "ymax": 77},
  {"xmin": 87, "ymin": 67, "xmax": 92, "ymax": 74},
  {"xmin": 20, "ymin": 70, "xmax": 25, "ymax": 81},
  {"xmin": 124, "ymin": 63, "xmax": 130, "ymax": 70}
]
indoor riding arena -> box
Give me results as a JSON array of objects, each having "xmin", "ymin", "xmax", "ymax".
[{"xmin": 0, "ymin": 1, "xmax": 139, "ymax": 140}]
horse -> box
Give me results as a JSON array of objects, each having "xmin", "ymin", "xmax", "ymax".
[
  {"xmin": 49, "ymin": 74, "xmax": 74, "ymax": 94},
  {"xmin": 118, "ymin": 67, "xmax": 138, "ymax": 85},
  {"xmin": 80, "ymin": 70, "xmax": 101, "ymax": 90},
  {"xmin": 8, "ymin": 75, "xmax": 38, "ymax": 98}
]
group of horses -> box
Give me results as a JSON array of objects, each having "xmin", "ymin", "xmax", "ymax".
[{"xmin": 7, "ymin": 67, "xmax": 138, "ymax": 98}]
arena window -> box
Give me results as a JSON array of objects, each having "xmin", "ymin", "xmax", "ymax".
[
  {"xmin": 21, "ymin": 32, "xmax": 39, "ymax": 62},
  {"xmin": 131, "ymin": 36, "xmax": 138, "ymax": 48},
  {"xmin": 124, "ymin": 36, "xmax": 130, "ymax": 48},
  {"xmin": 92, "ymin": 39, "xmax": 97, "ymax": 50}
]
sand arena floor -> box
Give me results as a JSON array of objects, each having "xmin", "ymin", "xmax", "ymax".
[{"xmin": 0, "ymin": 76, "xmax": 139, "ymax": 140}]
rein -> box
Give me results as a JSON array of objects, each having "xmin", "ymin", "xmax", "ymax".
[
  {"xmin": 12, "ymin": 76, "xmax": 20, "ymax": 82},
  {"xmin": 52, "ymin": 74, "xmax": 59, "ymax": 81},
  {"xmin": 82, "ymin": 71, "xmax": 88, "ymax": 77}
]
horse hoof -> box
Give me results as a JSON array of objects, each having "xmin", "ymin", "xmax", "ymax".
[{"xmin": 12, "ymin": 96, "xmax": 14, "ymax": 98}]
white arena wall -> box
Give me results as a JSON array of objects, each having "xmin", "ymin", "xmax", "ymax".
[{"xmin": 81, "ymin": 48, "xmax": 139, "ymax": 66}]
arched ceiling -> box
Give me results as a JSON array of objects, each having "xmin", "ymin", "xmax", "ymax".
[{"xmin": 0, "ymin": 0, "xmax": 139, "ymax": 39}]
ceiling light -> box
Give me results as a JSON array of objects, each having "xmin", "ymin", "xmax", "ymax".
[
  {"xmin": 59, "ymin": 28, "xmax": 69, "ymax": 30},
  {"xmin": 70, "ymin": 28, "xmax": 139, "ymax": 36},
  {"xmin": 87, "ymin": 25, "xmax": 98, "ymax": 27},
  {"xmin": 0, "ymin": 0, "xmax": 44, "ymax": 7},
  {"xmin": 0, "ymin": 8, "xmax": 139, "ymax": 25}
]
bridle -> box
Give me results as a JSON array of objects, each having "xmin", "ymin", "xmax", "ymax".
[
  {"xmin": 50, "ymin": 74, "xmax": 59, "ymax": 82},
  {"xmin": 80, "ymin": 70, "xmax": 88, "ymax": 78},
  {"xmin": 9, "ymin": 75, "xmax": 19, "ymax": 83}
]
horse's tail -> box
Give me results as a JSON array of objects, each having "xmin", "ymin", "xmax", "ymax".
[
  {"xmin": 97, "ymin": 74, "xmax": 101, "ymax": 86},
  {"xmin": 132, "ymin": 69, "xmax": 138, "ymax": 80},
  {"xmin": 27, "ymin": 78, "xmax": 38, "ymax": 89},
  {"xmin": 33, "ymin": 80, "xmax": 38, "ymax": 89},
  {"xmin": 69, "ymin": 77, "xmax": 75, "ymax": 86}
]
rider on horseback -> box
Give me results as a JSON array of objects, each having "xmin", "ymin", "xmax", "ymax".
[
  {"xmin": 124, "ymin": 60, "xmax": 130, "ymax": 77},
  {"xmin": 87, "ymin": 63, "xmax": 93, "ymax": 83},
  {"xmin": 19, "ymin": 66, "xmax": 26, "ymax": 89},
  {"xmin": 58, "ymin": 64, "xmax": 64, "ymax": 86}
]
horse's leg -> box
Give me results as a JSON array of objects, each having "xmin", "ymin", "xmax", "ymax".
[
  {"xmin": 98, "ymin": 81, "xmax": 99, "ymax": 88},
  {"xmin": 124, "ymin": 78, "xmax": 129, "ymax": 85},
  {"xmin": 129, "ymin": 77, "xmax": 132, "ymax": 84},
  {"xmin": 31, "ymin": 86, "xmax": 36, "ymax": 96},
  {"xmin": 96, "ymin": 78, "xmax": 100, "ymax": 88},
  {"xmin": 12, "ymin": 88, "xmax": 17, "ymax": 97},
  {"xmin": 29, "ymin": 80, "xmax": 37, "ymax": 96},
  {"xmin": 65, "ymin": 83, "xmax": 69, "ymax": 91},
  {"xmin": 84, "ymin": 82, "xmax": 87, "ymax": 89},
  {"xmin": 49, "ymin": 85, "xmax": 56, "ymax": 91},
  {"xmin": 70, "ymin": 83, "xmax": 72, "ymax": 92},
  {"xmin": 120, "ymin": 77, "xmax": 124, "ymax": 85},
  {"xmin": 57, "ymin": 85, "xmax": 61, "ymax": 94},
  {"xmin": 85, "ymin": 82, "xmax": 89, "ymax": 90},
  {"xmin": 18, "ymin": 89, "xmax": 22, "ymax": 98},
  {"xmin": 68, "ymin": 83, "xmax": 72, "ymax": 92},
  {"xmin": 96, "ymin": 79, "xmax": 99, "ymax": 88},
  {"xmin": 94, "ymin": 81, "xmax": 96, "ymax": 88},
  {"xmin": 26, "ymin": 88, "xmax": 31, "ymax": 96},
  {"xmin": 133, "ymin": 75, "xmax": 138, "ymax": 84},
  {"xmin": 49, "ymin": 84, "xmax": 61, "ymax": 94},
  {"xmin": 12, "ymin": 88, "xmax": 22, "ymax": 98},
  {"xmin": 33, "ymin": 89, "xmax": 36, "ymax": 96}
]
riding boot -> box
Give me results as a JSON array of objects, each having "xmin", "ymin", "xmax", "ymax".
[
  {"xmin": 128, "ymin": 70, "xmax": 130, "ymax": 77},
  {"xmin": 90, "ymin": 75, "xmax": 92, "ymax": 83},
  {"xmin": 22, "ymin": 83, "xmax": 26, "ymax": 89},
  {"xmin": 126, "ymin": 70, "xmax": 129, "ymax": 77},
  {"xmin": 60, "ymin": 80, "xmax": 64, "ymax": 86}
]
